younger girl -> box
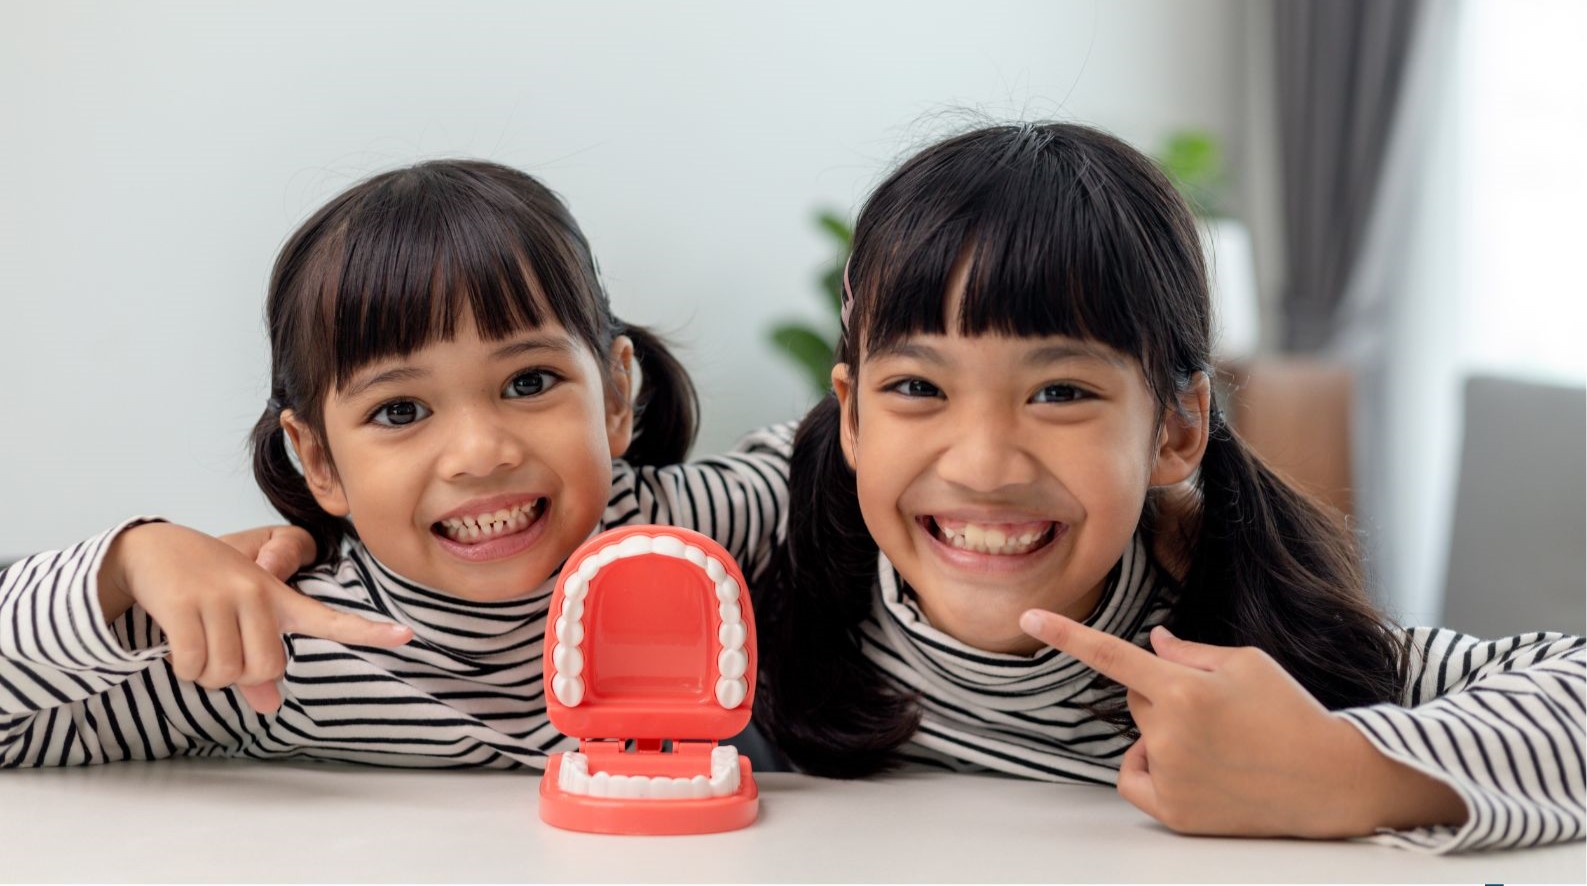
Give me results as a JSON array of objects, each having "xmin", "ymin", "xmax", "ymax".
[
  {"xmin": 754, "ymin": 122, "xmax": 1584, "ymax": 852},
  {"xmin": 0, "ymin": 159, "xmax": 790, "ymax": 768}
]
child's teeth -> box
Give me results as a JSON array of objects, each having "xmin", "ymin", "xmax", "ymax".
[
  {"xmin": 936, "ymin": 519, "xmax": 1051, "ymax": 555},
  {"xmin": 440, "ymin": 501, "xmax": 542, "ymax": 544}
]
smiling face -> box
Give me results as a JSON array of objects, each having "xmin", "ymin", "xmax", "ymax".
[
  {"xmin": 283, "ymin": 314, "xmax": 633, "ymax": 602},
  {"xmin": 834, "ymin": 290, "xmax": 1208, "ymax": 655}
]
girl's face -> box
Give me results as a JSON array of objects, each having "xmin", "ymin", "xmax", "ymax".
[
  {"xmin": 284, "ymin": 312, "xmax": 633, "ymax": 602},
  {"xmin": 834, "ymin": 291, "xmax": 1207, "ymax": 655}
]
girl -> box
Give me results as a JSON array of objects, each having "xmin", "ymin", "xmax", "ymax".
[
  {"xmin": 753, "ymin": 122, "xmax": 1585, "ymax": 852},
  {"xmin": 0, "ymin": 159, "xmax": 790, "ymax": 768}
]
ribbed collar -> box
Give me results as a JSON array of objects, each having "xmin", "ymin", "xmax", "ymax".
[{"xmin": 868, "ymin": 533, "xmax": 1170, "ymax": 709}]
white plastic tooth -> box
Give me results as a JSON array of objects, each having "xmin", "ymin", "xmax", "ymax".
[
  {"xmin": 719, "ymin": 601, "xmax": 742, "ymax": 625},
  {"xmin": 718, "ymin": 648, "xmax": 747, "ymax": 680},
  {"xmin": 590, "ymin": 770, "xmax": 610, "ymax": 797},
  {"xmin": 718, "ymin": 621, "xmax": 746, "ymax": 648},
  {"xmin": 576, "ymin": 558, "xmax": 600, "ymax": 581},
  {"xmin": 552, "ymin": 643, "xmax": 583, "ymax": 677},
  {"xmin": 716, "ymin": 676, "xmax": 747, "ymax": 709},
  {"xmin": 705, "ymin": 558, "xmax": 727, "ymax": 582},
  {"xmin": 651, "ymin": 777, "xmax": 676, "ymax": 799},
  {"xmin": 689, "ymin": 775, "xmax": 710, "ymax": 798},
  {"xmin": 595, "ymin": 545, "xmax": 620, "ymax": 567},
  {"xmin": 616, "ymin": 535, "xmax": 654, "ymax": 558},
  {"xmin": 555, "ymin": 616, "xmax": 584, "ymax": 646},
  {"xmin": 566, "ymin": 752, "xmax": 589, "ymax": 775},
  {"xmin": 672, "ymin": 777, "xmax": 692, "ymax": 797},
  {"xmin": 652, "ymin": 535, "xmax": 685, "ymax": 558},
  {"xmin": 683, "ymin": 546, "xmax": 707, "ymax": 569},
  {"xmin": 629, "ymin": 776, "xmax": 651, "ymax": 798},
  {"xmin": 715, "ymin": 578, "xmax": 740, "ymax": 603},
  {"xmin": 563, "ymin": 575, "xmax": 588, "ymax": 600},
  {"xmin": 561, "ymin": 595, "xmax": 584, "ymax": 622},
  {"xmin": 553, "ymin": 674, "xmax": 584, "ymax": 707}
]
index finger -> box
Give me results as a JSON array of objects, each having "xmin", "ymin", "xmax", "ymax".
[
  {"xmin": 1019, "ymin": 609, "xmax": 1178, "ymax": 697},
  {"xmin": 272, "ymin": 583, "xmax": 413, "ymax": 648}
]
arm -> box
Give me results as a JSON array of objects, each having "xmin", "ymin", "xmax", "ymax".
[
  {"xmin": 1337, "ymin": 627, "xmax": 1586, "ymax": 852},
  {"xmin": 617, "ymin": 422, "xmax": 793, "ymax": 581},
  {"xmin": 1, "ymin": 519, "xmax": 411, "ymax": 767}
]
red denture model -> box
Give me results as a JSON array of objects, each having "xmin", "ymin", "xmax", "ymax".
[{"xmin": 539, "ymin": 525, "xmax": 759, "ymax": 835}]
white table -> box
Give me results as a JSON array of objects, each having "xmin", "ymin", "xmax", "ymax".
[{"xmin": 0, "ymin": 759, "xmax": 1579, "ymax": 882}]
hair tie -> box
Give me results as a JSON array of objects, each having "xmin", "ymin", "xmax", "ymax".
[
  {"xmin": 268, "ymin": 396, "xmax": 286, "ymax": 413},
  {"xmin": 840, "ymin": 256, "xmax": 855, "ymax": 333}
]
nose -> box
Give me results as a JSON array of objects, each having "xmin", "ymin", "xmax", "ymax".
[
  {"xmin": 933, "ymin": 405, "xmax": 1040, "ymax": 493},
  {"xmin": 436, "ymin": 406, "xmax": 525, "ymax": 481}
]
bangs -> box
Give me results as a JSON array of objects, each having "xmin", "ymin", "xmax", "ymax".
[
  {"xmin": 850, "ymin": 125, "xmax": 1206, "ymax": 384},
  {"xmin": 293, "ymin": 163, "xmax": 605, "ymax": 391}
]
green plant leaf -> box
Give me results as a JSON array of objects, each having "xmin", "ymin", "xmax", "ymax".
[
  {"xmin": 816, "ymin": 210, "xmax": 853, "ymax": 248},
  {"xmin": 769, "ymin": 323, "xmax": 837, "ymax": 396}
]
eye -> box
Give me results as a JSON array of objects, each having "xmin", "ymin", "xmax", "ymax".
[
  {"xmin": 886, "ymin": 377, "xmax": 943, "ymax": 399},
  {"xmin": 504, "ymin": 369, "xmax": 560, "ymax": 399},
  {"xmin": 369, "ymin": 399, "xmax": 430, "ymax": 427},
  {"xmin": 1032, "ymin": 383, "xmax": 1090, "ymax": 404}
]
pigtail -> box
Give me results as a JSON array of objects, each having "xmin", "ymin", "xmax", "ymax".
[
  {"xmin": 754, "ymin": 394, "xmax": 921, "ymax": 778},
  {"xmin": 618, "ymin": 322, "xmax": 699, "ymax": 467},
  {"xmin": 1168, "ymin": 404, "xmax": 1408, "ymax": 710},
  {"xmin": 249, "ymin": 395, "xmax": 349, "ymax": 566}
]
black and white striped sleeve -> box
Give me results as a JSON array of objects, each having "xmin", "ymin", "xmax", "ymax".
[
  {"xmin": 615, "ymin": 422, "xmax": 794, "ymax": 582},
  {"xmin": 0, "ymin": 518, "xmax": 192, "ymax": 766},
  {"xmin": 1337, "ymin": 627, "xmax": 1586, "ymax": 852}
]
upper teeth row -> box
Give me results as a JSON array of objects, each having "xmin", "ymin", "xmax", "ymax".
[
  {"xmin": 555, "ymin": 746, "xmax": 741, "ymax": 799},
  {"xmin": 550, "ymin": 534, "xmax": 749, "ymax": 711},
  {"xmin": 938, "ymin": 522, "xmax": 1050, "ymax": 555},
  {"xmin": 439, "ymin": 501, "xmax": 539, "ymax": 540}
]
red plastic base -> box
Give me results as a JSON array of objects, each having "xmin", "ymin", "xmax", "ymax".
[{"xmin": 538, "ymin": 754, "xmax": 759, "ymax": 835}]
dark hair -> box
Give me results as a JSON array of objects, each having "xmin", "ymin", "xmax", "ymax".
[
  {"xmin": 755, "ymin": 122, "xmax": 1407, "ymax": 778},
  {"xmin": 249, "ymin": 159, "xmax": 698, "ymax": 561}
]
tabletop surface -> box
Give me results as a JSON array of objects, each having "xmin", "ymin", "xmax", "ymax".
[{"xmin": 1, "ymin": 759, "xmax": 1580, "ymax": 883}]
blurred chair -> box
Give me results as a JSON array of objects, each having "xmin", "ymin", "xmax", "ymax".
[{"xmin": 1440, "ymin": 375, "xmax": 1586, "ymax": 637}]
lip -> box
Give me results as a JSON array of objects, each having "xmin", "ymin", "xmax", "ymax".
[
  {"xmin": 915, "ymin": 514, "xmax": 1067, "ymax": 576},
  {"xmin": 432, "ymin": 492, "xmax": 547, "ymax": 525}
]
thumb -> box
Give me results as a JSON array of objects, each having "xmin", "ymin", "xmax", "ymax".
[
  {"xmin": 272, "ymin": 584, "xmax": 413, "ymax": 648},
  {"xmin": 256, "ymin": 526, "xmax": 316, "ymax": 582},
  {"xmin": 1147, "ymin": 625, "xmax": 1230, "ymax": 672},
  {"xmin": 239, "ymin": 681, "xmax": 283, "ymax": 715}
]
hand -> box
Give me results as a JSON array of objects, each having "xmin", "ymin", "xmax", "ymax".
[
  {"xmin": 99, "ymin": 523, "xmax": 413, "ymax": 715},
  {"xmin": 218, "ymin": 524, "xmax": 317, "ymax": 582},
  {"xmin": 1019, "ymin": 610, "xmax": 1467, "ymax": 838}
]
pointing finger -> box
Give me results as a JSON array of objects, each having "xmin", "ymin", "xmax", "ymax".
[
  {"xmin": 1019, "ymin": 609, "xmax": 1177, "ymax": 698},
  {"xmin": 272, "ymin": 584, "xmax": 413, "ymax": 648}
]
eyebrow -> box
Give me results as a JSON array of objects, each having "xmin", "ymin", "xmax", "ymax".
[
  {"xmin": 340, "ymin": 334, "xmax": 579, "ymax": 400},
  {"xmin": 866, "ymin": 339, "xmax": 1126, "ymax": 368}
]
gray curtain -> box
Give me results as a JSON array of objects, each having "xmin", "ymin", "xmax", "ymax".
[{"xmin": 1276, "ymin": 0, "xmax": 1424, "ymax": 352}]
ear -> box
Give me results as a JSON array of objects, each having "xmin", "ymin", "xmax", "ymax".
[
  {"xmin": 830, "ymin": 363, "xmax": 858, "ymax": 470},
  {"xmin": 281, "ymin": 410, "xmax": 350, "ymax": 517},
  {"xmin": 1149, "ymin": 372, "xmax": 1212, "ymax": 487},
  {"xmin": 605, "ymin": 335, "xmax": 637, "ymax": 459}
]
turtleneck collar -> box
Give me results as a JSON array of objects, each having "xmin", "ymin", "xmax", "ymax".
[
  {"xmin": 867, "ymin": 532, "xmax": 1172, "ymax": 709},
  {"xmin": 340, "ymin": 540, "xmax": 559, "ymax": 658}
]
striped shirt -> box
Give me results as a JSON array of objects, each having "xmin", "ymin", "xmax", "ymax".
[
  {"xmin": 862, "ymin": 534, "xmax": 1586, "ymax": 853},
  {"xmin": 0, "ymin": 424, "xmax": 793, "ymax": 771}
]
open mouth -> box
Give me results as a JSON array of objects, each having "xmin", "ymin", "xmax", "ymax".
[
  {"xmin": 920, "ymin": 516, "xmax": 1059, "ymax": 557},
  {"xmin": 432, "ymin": 497, "xmax": 546, "ymax": 545}
]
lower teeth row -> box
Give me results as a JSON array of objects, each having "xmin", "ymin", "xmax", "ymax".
[
  {"xmin": 937, "ymin": 525, "xmax": 1049, "ymax": 555},
  {"xmin": 556, "ymin": 746, "xmax": 741, "ymax": 799}
]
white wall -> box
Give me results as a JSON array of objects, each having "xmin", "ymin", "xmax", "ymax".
[{"xmin": 0, "ymin": 0, "xmax": 1247, "ymax": 556}]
